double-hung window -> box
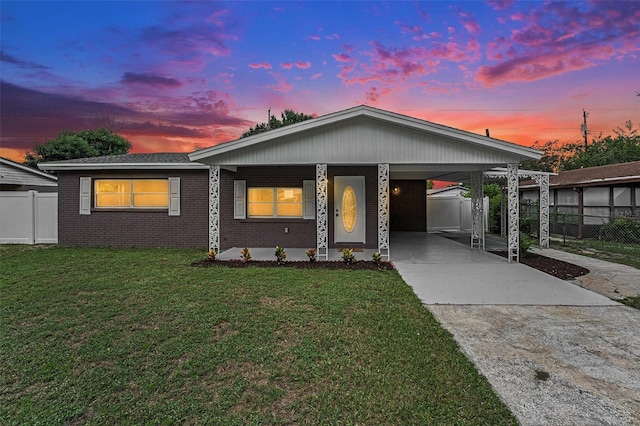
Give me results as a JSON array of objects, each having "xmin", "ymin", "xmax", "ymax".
[
  {"xmin": 248, "ymin": 187, "xmax": 303, "ymax": 218},
  {"xmin": 95, "ymin": 179, "xmax": 169, "ymax": 208},
  {"xmin": 234, "ymin": 180, "xmax": 315, "ymax": 220}
]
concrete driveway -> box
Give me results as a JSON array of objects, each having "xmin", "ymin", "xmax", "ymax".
[{"xmin": 391, "ymin": 232, "xmax": 640, "ymax": 425}]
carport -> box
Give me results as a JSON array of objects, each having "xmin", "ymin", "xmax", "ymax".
[{"xmin": 190, "ymin": 105, "xmax": 544, "ymax": 262}]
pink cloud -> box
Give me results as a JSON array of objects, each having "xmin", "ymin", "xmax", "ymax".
[
  {"xmin": 364, "ymin": 86, "xmax": 392, "ymax": 103},
  {"xmin": 310, "ymin": 73, "xmax": 321, "ymax": 80},
  {"xmin": 248, "ymin": 62, "xmax": 272, "ymax": 69},
  {"xmin": 295, "ymin": 61, "xmax": 311, "ymax": 69},
  {"xmin": 281, "ymin": 62, "xmax": 293, "ymax": 70},
  {"xmin": 459, "ymin": 12, "xmax": 481, "ymax": 35},
  {"xmin": 478, "ymin": 1, "xmax": 640, "ymax": 86},
  {"xmin": 268, "ymin": 77, "xmax": 292, "ymax": 92},
  {"xmin": 309, "ymin": 35, "xmax": 320, "ymax": 41},
  {"xmin": 332, "ymin": 53, "xmax": 352, "ymax": 63}
]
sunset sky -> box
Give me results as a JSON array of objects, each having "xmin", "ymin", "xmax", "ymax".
[{"xmin": 1, "ymin": 1, "xmax": 639, "ymax": 163}]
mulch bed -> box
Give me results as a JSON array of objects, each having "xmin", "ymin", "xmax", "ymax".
[
  {"xmin": 191, "ymin": 259, "xmax": 395, "ymax": 271},
  {"xmin": 192, "ymin": 253, "xmax": 589, "ymax": 280},
  {"xmin": 490, "ymin": 251, "xmax": 590, "ymax": 280}
]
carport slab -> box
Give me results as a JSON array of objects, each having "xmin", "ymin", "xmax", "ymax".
[
  {"xmin": 394, "ymin": 261, "xmax": 618, "ymax": 305},
  {"xmin": 391, "ymin": 233, "xmax": 618, "ymax": 305}
]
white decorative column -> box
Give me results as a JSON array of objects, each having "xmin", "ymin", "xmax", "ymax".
[
  {"xmin": 209, "ymin": 165, "xmax": 220, "ymax": 254},
  {"xmin": 378, "ymin": 164, "xmax": 390, "ymax": 260},
  {"xmin": 535, "ymin": 174, "xmax": 550, "ymax": 249},
  {"xmin": 316, "ymin": 164, "xmax": 328, "ymax": 260},
  {"xmin": 470, "ymin": 171, "xmax": 484, "ymax": 250},
  {"xmin": 507, "ymin": 163, "xmax": 519, "ymax": 263}
]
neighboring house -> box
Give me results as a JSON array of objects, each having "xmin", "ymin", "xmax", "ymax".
[
  {"xmin": 520, "ymin": 160, "xmax": 640, "ymax": 238},
  {"xmin": 1, "ymin": 157, "xmax": 58, "ymax": 244},
  {"xmin": 426, "ymin": 186, "xmax": 489, "ymax": 232},
  {"xmin": 427, "ymin": 185, "xmax": 468, "ymax": 197},
  {"xmin": 0, "ymin": 157, "xmax": 58, "ymax": 191},
  {"xmin": 40, "ymin": 105, "xmax": 541, "ymax": 259}
]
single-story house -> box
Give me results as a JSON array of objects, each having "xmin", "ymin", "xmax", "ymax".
[
  {"xmin": 39, "ymin": 105, "xmax": 542, "ymax": 261},
  {"xmin": 1, "ymin": 157, "xmax": 58, "ymax": 191},
  {"xmin": 521, "ymin": 160, "xmax": 640, "ymax": 238}
]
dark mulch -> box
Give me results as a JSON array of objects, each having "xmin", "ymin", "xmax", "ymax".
[
  {"xmin": 191, "ymin": 259, "xmax": 395, "ymax": 271},
  {"xmin": 490, "ymin": 251, "xmax": 590, "ymax": 280}
]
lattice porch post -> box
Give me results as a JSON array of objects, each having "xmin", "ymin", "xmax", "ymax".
[
  {"xmin": 209, "ymin": 165, "xmax": 220, "ymax": 255},
  {"xmin": 535, "ymin": 173, "xmax": 550, "ymax": 249},
  {"xmin": 507, "ymin": 163, "xmax": 519, "ymax": 263},
  {"xmin": 378, "ymin": 164, "xmax": 390, "ymax": 260},
  {"xmin": 316, "ymin": 164, "xmax": 328, "ymax": 260},
  {"xmin": 471, "ymin": 171, "xmax": 484, "ymax": 250}
]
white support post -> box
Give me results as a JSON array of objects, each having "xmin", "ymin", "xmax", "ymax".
[
  {"xmin": 209, "ymin": 165, "xmax": 220, "ymax": 255},
  {"xmin": 536, "ymin": 173, "xmax": 550, "ymax": 249},
  {"xmin": 377, "ymin": 164, "xmax": 390, "ymax": 260},
  {"xmin": 316, "ymin": 164, "xmax": 328, "ymax": 260},
  {"xmin": 470, "ymin": 171, "xmax": 484, "ymax": 250},
  {"xmin": 507, "ymin": 163, "xmax": 519, "ymax": 263}
]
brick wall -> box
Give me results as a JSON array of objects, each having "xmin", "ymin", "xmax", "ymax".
[
  {"xmin": 58, "ymin": 170, "xmax": 208, "ymax": 248},
  {"xmin": 219, "ymin": 165, "xmax": 379, "ymax": 250},
  {"xmin": 220, "ymin": 166, "xmax": 317, "ymax": 249},
  {"xmin": 389, "ymin": 179, "xmax": 427, "ymax": 231}
]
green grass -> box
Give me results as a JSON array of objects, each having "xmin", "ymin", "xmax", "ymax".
[
  {"xmin": 619, "ymin": 295, "xmax": 640, "ymax": 310},
  {"xmin": 551, "ymin": 239, "xmax": 640, "ymax": 270},
  {"xmin": 1, "ymin": 246, "xmax": 516, "ymax": 425}
]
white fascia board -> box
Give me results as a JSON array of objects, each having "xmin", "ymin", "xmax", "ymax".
[{"xmin": 38, "ymin": 162, "xmax": 211, "ymax": 171}]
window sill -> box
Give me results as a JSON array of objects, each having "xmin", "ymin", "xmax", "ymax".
[
  {"xmin": 238, "ymin": 218, "xmax": 313, "ymax": 223},
  {"xmin": 92, "ymin": 208, "xmax": 169, "ymax": 213}
]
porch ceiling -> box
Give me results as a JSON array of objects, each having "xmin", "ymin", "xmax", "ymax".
[{"xmin": 390, "ymin": 164, "xmax": 499, "ymax": 182}]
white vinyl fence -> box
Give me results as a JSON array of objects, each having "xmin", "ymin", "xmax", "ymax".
[
  {"xmin": 427, "ymin": 196, "xmax": 489, "ymax": 232},
  {"xmin": 0, "ymin": 191, "xmax": 58, "ymax": 244}
]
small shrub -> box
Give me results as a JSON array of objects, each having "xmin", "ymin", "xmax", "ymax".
[
  {"xmin": 207, "ymin": 249, "xmax": 216, "ymax": 260},
  {"xmin": 275, "ymin": 245, "xmax": 287, "ymax": 265},
  {"xmin": 305, "ymin": 248, "xmax": 317, "ymax": 262},
  {"xmin": 371, "ymin": 252, "xmax": 382, "ymax": 265},
  {"xmin": 341, "ymin": 248, "xmax": 356, "ymax": 265},
  {"xmin": 240, "ymin": 247, "xmax": 251, "ymax": 262},
  {"xmin": 519, "ymin": 232, "xmax": 534, "ymax": 257}
]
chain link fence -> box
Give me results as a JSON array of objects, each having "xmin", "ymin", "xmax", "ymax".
[{"xmin": 519, "ymin": 200, "xmax": 640, "ymax": 244}]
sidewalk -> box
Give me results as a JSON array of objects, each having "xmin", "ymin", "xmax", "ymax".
[{"xmin": 531, "ymin": 247, "xmax": 640, "ymax": 299}]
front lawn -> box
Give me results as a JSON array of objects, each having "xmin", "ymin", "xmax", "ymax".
[{"xmin": 1, "ymin": 246, "xmax": 515, "ymax": 424}]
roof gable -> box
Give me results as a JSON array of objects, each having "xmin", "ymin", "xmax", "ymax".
[{"xmin": 189, "ymin": 105, "xmax": 541, "ymax": 166}]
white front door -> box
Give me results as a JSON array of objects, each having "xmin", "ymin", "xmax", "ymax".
[{"xmin": 334, "ymin": 176, "xmax": 366, "ymax": 244}]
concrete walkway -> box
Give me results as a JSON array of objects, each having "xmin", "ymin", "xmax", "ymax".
[{"xmin": 531, "ymin": 247, "xmax": 640, "ymax": 300}]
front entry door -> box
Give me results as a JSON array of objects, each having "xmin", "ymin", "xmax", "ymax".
[{"xmin": 334, "ymin": 176, "xmax": 366, "ymax": 244}]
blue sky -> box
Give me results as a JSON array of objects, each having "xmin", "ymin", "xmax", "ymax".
[{"xmin": 1, "ymin": 1, "xmax": 639, "ymax": 162}]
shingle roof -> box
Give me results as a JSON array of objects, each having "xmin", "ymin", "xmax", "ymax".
[
  {"xmin": 522, "ymin": 161, "xmax": 640, "ymax": 188},
  {"xmin": 42, "ymin": 153, "xmax": 192, "ymax": 164},
  {"xmin": 38, "ymin": 153, "xmax": 210, "ymax": 171}
]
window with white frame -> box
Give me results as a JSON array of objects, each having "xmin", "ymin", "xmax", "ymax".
[
  {"xmin": 234, "ymin": 180, "xmax": 315, "ymax": 220},
  {"xmin": 248, "ymin": 187, "xmax": 303, "ymax": 218},
  {"xmin": 95, "ymin": 179, "xmax": 169, "ymax": 208}
]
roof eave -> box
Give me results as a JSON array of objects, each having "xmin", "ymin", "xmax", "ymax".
[{"xmin": 38, "ymin": 163, "xmax": 210, "ymax": 171}]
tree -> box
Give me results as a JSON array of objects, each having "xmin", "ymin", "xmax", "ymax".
[
  {"xmin": 24, "ymin": 128, "xmax": 131, "ymax": 168},
  {"xmin": 241, "ymin": 109, "xmax": 315, "ymax": 138},
  {"xmin": 522, "ymin": 121, "xmax": 640, "ymax": 172}
]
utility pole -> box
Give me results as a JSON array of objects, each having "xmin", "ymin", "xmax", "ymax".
[{"xmin": 581, "ymin": 109, "xmax": 589, "ymax": 148}]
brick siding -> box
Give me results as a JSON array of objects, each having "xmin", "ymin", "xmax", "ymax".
[
  {"xmin": 219, "ymin": 165, "xmax": 379, "ymax": 250},
  {"xmin": 389, "ymin": 179, "xmax": 427, "ymax": 231},
  {"xmin": 58, "ymin": 170, "xmax": 208, "ymax": 248}
]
